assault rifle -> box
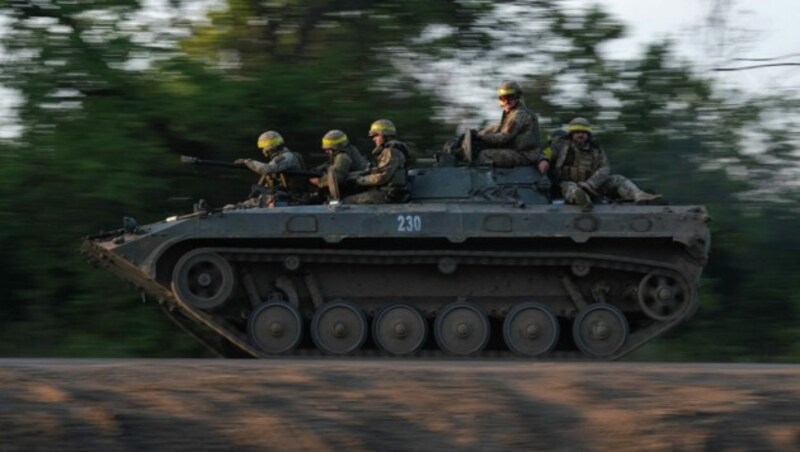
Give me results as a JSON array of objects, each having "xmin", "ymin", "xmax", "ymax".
[{"xmin": 180, "ymin": 155, "xmax": 323, "ymax": 178}]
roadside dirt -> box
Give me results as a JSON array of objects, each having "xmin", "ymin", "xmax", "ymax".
[{"xmin": 0, "ymin": 360, "xmax": 798, "ymax": 451}]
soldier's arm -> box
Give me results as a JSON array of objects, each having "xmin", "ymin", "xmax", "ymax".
[
  {"xmin": 242, "ymin": 159, "xmax": 272, "ymax": 176},
  {"xmin": 357, "ymin": 149, "xmax": 400, "ymax": 186},
  {"xmin": 319, "ymin": 154, "xmax": 352, "ymax": 186},
  {"xmin": 586, "ymin": 148, "xmax": 610, "ymax": 189},
  {"xmin": 480, "ymin": 112, "xmax": 523, "ymax": 146},
  {"xmin": 263, "ymin": 154, "xmax": 297, "ymax": 175},
  {"xmin": 479, "ymin": 123, "xmax": 500, "ymax": 136}
]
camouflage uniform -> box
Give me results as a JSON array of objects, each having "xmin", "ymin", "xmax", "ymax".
[
  {"xmin": 318, "ymin": 144, "xmax": 368, "ymax": 189},
  {"xmin": 476, "ymin": 101, "xmax": 541, "ymax": 167},
  {"xmin": 239, "ymin": 147, "xmax": 307, "ymax": 205},
  {"xmin": 343, "ymin": 140, "xmax": 408, "ymax": 204},
  {"xmin": 550, "ymin": 137, "xmax": 660, "ymax": 208}
]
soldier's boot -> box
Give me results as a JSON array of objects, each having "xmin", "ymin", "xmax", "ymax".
[
  {"xmin": 633, "ymin": 191, "xmax": 666, "ymax": 205},
  {"xmin": 617, "ymin": 180, "xmax": 665, "ymax": 205},
  {"xmin": 573, "ymin": 188, "xmax": 594, "ymax": 212}
]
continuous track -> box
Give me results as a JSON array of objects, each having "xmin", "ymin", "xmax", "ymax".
[{"xmin": 83, "ymin": 240, "xmax": 700, "ymax": 360}]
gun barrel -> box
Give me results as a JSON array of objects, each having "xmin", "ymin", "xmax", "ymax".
[
  {"xmin": 180, "ymin": 155, "xmax": 321, "ymax": 177},
  {"xmin": 180, "ymin": 155, "xmax": 245, "ymax": 170}
]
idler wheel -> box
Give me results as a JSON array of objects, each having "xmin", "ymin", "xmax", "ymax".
[
  {"xmin": 503, "ymin": 302, "xmax": 560, "ymax": 357},
  {"xmin": 572, "ymin": 304, "xmax": 629, "ymax": 358},
  {"xmin": 372, "ymin": 304, "xmax": 428, "ymax": 356},
  {"xmin": 171, "ymin": 251, "xmax": 234, "ymax": 310},
  {"xmin": 434, "ymin": 302, "xmax": 490, "ymax": 356},
  {"xmin": 311, "ymin": 300, "xmax": 367, "ymax": 355},
  {"xmin": 248, "ymin": 301, "xmax": 304, "ymax": 355},
  {"xmin": 638, "ymin": 273, "xmax": 688, "ymax": 321}
]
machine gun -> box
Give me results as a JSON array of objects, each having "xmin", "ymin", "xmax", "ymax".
[{"xmin": 180, "ymin": 155, "xmax": 323, "ymax": 178}]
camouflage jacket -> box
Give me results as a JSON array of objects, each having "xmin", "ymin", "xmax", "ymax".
[
  {"xmin": 478, "ymin": 102, "xmax": 541, "ymax": 152},
  {"xmin": 318, "ymin": 150, "xmax": 353, "ymax": 188},
  {"xmin": 243, "ymin": 147, "xmax": 306, "ymax": 191},
  {"xmin": 356, "ymin": 140, "xmax": 407, "ymax": 188},
  {"xmin": 318, "ymin": 144, "xmax": 368, "ymax": 188},
  {"xmin": 550, "ymin": 138, "xmax": 610, "ymax": 189}
]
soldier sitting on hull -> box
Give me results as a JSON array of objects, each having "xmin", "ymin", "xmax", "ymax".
[
  {"xmin": 443, "ymin": 81, "xmax": 542, "ymax": 167},
  {"xmin": 539, "ymin": 117, "xmax": 664, "ymax": 211},
  {"xmin": 309, "ymin": 129, "xmax": 369, "ymax": 198},
  {"xmin": 233, "ymin": 130, "xmax": 308, "ymax": 207},
  {"xmin": 342, "ymin": 119, "xmax": 409, "ymax": 204}
]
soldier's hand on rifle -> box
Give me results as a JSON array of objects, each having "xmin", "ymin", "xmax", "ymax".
[{"xmin": 234, "ymin": 158, "xmax": 249, "ymax": 166}]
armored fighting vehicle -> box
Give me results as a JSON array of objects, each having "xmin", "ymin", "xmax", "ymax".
[{"xmin": 82, "ymin": 163, "xmax": 710, "ymax": 359}]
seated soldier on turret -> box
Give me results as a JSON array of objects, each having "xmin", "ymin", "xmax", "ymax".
[
  {"xmin": 342, "ymin": 119, "xmax": 409, "ymax": 204},
  {"xmin": 233, "ymin": 130, "xmax": 308, "ymax": 207},
  {"xmin": 442, "ymin": 81, "xmax": 542, "ymax": 167},
  {"xmin": 539, "ymin": 117, "xmax": 664, "ymax": 211}
]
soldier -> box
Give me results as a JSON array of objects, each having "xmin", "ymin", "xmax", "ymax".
[
  {"xmin": 540, "ymin": 117, "xmax": 664, "ymax": 211},
  {"xmin": 234, "ymin": 130, "xmax": 307, "ymax": 206},
  {"xmin": 309, "ymin": 129, "xmax": 369, "ymax": 197},
  {"xmin": 474, "ymin": 80, "xmax": 542, "ymax": 167},
  {"xmin": 342, "ymin": 119, "xmax": 409, "ymax": 204}
]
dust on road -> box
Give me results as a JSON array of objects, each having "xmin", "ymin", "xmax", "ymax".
[{"xmin": 0, "ymin": 360, "xmax": 798, "ymax": 451}]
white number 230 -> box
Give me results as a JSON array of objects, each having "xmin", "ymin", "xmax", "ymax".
[{"xmin": 396, "ymin": 215, "xmax": 422, "ymax": 232}]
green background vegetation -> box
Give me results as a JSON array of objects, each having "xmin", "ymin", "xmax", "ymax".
[{"xmin": 1, "ymin": 0, "xmax": 798, "ymax": 361}]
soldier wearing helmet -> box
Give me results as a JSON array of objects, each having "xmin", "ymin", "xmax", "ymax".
[
  {"xmin": 310, "ymin": 129, "xmax": 369, "ymax": 196},
  {"xmin": 234, "ymin": 130, "xmax": 307, "ymax": 205},
  {"xmin": 472, "ymin": 80, "xmax": 542, "ymax": 167},
  {"xmin": 542, "ymin": 117, "xmax": 663, "ymax": 210},
  {"xmin": 342, "ymin": 119, "xmax": 409, "ymax": 204}
]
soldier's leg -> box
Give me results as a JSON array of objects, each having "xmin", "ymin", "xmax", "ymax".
[
  {"xmin": 602, "ymin": 175, "xmax": 665, "ymax": 204},
  {"xmin": 342, "ymin": 189, "xmax": 386, "ymax": 205},
  {"xmin": 560, "ymin": 181, "xmax": 593, "ymax": 211},
  {"xmin": 477, "ymin": 149, "xmax": 531, "ymax": 167}
]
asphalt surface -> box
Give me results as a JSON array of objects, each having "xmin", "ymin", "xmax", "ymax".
[{"xmin": 0, "ymin": 359, "xmax": 798, "ymax": 451}]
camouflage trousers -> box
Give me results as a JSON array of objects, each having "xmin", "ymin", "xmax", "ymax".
[
  {"xmin": 342, "ymin": 189, "xmax": 388, "ymax": 205},
  {"xmin": 560, "ymin": 174, "xmax": 649, "ymax": 205},
  {"xmin": 477, "ymin": 148, "xmax": 535, "ymax": 167},
  {"xmin": 342, "ymin": 186, "xmax": 409, "ymax": 204}
]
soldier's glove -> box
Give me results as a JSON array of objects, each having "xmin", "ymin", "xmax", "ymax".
[{"xmin": 234, "ymin": 158, "xmax": 249, "ymax": 166}]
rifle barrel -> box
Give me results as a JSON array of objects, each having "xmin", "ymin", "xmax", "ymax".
[{"xmin": 180, "ymin": 155, "xmax": 321, "ymax": 176}]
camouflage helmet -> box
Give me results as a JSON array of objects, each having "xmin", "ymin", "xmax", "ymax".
[
  {"xmin": 497, "ymin": 81, "xmax": 522, "ymax": 98},
  {"xmin": 368, "ymin": 119, "xmax": 396, "ymax": 137},
  {"xmin": 567, "ymin": 117, "xmax": 593, "ymax": 135},
  {"xmin": 257, "ymin": 130, "xmax": 284, "ymax": 153},
  {"xmin": 321, "ymin": 129, "xmax": 349, "ymax": 150}
]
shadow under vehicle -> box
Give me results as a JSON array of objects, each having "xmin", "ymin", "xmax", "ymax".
[{"xmin": 82, "ymin": 161, "xmax": 711, "ymax": 359}]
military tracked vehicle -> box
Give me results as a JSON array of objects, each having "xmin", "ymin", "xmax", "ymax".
[{"xmin": 82, "ymin": 163, "xmax": 710, "ymax": 359}]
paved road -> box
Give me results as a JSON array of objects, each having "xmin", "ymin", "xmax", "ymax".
[{"xmin": 0, "ymin": 360, "xmax": 798, "ymax": 451}]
